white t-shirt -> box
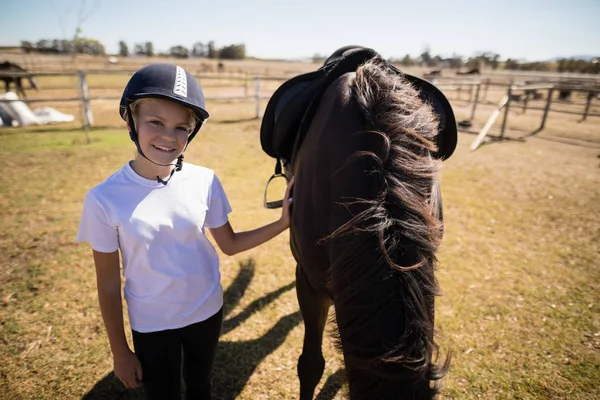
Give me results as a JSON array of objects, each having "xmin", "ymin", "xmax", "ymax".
[{"xmin": 77, "ymin": 161, "xmax": 231, "ymax": 333}]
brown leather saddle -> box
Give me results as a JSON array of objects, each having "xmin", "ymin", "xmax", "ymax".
[{"xmin": 260, "ymin": 46, "xmax": 458, "ymax": 208}]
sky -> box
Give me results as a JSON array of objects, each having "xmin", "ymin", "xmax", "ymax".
[{"xmin": 1, "ymin": 0, "xmax": 599, "ymax": 61}]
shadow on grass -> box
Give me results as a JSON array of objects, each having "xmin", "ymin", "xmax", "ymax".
[
  {"xmin": 82, "ymin": 258, "xmax": 315, "ymax": 400},
  {"xmin": 315, "ymin": 368, "xmax": 345, "ymax": 400}
]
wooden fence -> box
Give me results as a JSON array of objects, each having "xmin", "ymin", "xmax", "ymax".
[{"xmin": 1, "ymin": 70, "xmax": 599, "ymax": 150}]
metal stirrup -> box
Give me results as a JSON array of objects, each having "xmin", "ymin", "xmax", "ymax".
[{"xmin": 263, "ymin": 159, "xmax": 289, "ymax": 209}]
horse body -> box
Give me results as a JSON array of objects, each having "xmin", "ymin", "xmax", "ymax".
[
  {"xmin": 290, "ymin": 63, "xmax": 447, "ymax": 399},
  {"xmin": 261, "ymin": 47, "xmax": 456, "ymax": 399},
  {"xmin": 0, "ymin": 62, "xmax": 39, "ymax": 98}
]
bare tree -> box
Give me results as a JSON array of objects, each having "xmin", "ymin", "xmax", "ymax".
[{"xmin": 52, "ymin": 0, "xmax": 101, "ymax": 143}]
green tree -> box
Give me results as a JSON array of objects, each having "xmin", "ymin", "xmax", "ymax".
[
  {"xmin": 170, "ymin": 45, "xmax": 189, "ymax": 58},
  {"xmin": 207, "ymin": 41, "xmax": 218, "ymax": 58},
  {"xmin": 219, "ymin": 44, "xmax": 246, "ymax": 59},
  {"xmin": 420, "ymin": 47, "xmax": 432, "ymax": 66},
  {"xmin": 144, "ymin": 42, "xmax": 154, "ymax": 57},
  {"xmin": 119, "ymin": 40, "xmax": 129, "ymax": 57},
  {"xmin": 400, "ymin": 54, "xmax": 414, "ymax": 67},
  {"xmin": 21, "ymin": 41, "xmax": 34, "ymax": 54}
]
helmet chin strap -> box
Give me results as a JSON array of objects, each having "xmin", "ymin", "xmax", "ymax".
[{"xmin": 126, "ymin": 103, "xmax": 192, "ymax": 185}]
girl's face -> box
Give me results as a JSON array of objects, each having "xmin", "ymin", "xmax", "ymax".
[{"xmin": 132, "ymin": 98, "xmax": 193, "ymax": 165}]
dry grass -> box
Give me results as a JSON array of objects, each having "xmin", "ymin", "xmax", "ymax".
[{"xmin": 0, "ymin": 57, "xmax": 599, "ymax": 399}]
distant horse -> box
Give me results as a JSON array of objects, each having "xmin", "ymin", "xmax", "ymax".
[
  {"xmin": 218, "ymin": 62, "xmax": 225, "ymax": 73},
  {"xmin": 0, "ymin": 61, "xmax": 39, "ymax": 98},
  {"xmin": 261, "ymin": 46, "xmax": 457, "ymax": 399},
  {"xmin": 456, "ymin": 68, "xmax": 480, "ymax": 75},
  {"xmin": 424, "ymin": 69, "xmax": 442, "ymax": 79},
  {"xmin": 558, "ymin": 89, "xmax": 572, "ymax": 101},
  {"xmin": 200, "ymin": 62, "xmax": 214, "ymax": 73}
]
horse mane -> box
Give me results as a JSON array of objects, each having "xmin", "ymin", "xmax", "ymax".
[{"xmin": 325, "ymin": 58, "xmax": 450, "ymax": 398}]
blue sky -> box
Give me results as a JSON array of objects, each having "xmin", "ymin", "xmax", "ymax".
[{"xmin": 1, "ymin": 0, "xmax": 599, "ymax": 61}]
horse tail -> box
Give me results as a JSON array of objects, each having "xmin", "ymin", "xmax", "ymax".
[{"xmin": 325, "ymin": 58, "xmax": 450, "ymax": 398}]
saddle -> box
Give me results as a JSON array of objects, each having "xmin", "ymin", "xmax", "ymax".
[{"xmin": 259, "ymin": 46, "xmax": 458, "ymax": 208}]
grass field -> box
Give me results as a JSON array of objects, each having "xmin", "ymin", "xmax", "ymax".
[{"xmin": 1, "ymin": 56, "xmax": 599, "ymax": 399}]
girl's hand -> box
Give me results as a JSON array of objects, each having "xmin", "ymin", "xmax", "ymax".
[
  {"xmin": 280, "ymin": 176, "xmax": 294, "ymax": 228},
  {"xmin": 113, "ymin": 349, "xmax": 143, "ymax": 389}
]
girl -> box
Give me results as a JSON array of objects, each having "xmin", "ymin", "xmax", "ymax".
[{"xmin": 77, "ymin": 63, "xmax": 293, "ymax": 399}]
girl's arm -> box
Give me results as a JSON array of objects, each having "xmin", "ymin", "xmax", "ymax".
[
  {"xmin": 93, "ymin": 250, "xmax": 142, "ymax": 389},
  {"xmin": 209, "ymin": 177, "xmax": 293, "ymax": 256}
]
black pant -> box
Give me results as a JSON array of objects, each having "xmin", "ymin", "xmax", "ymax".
[{"xmin": 132, "ymin": 308, "xmax": 223, "ymax": 400}]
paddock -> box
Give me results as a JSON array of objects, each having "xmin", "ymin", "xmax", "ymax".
[{"xmin": 0, "ymin": 55, "xmax": 599, "ymax": 400}]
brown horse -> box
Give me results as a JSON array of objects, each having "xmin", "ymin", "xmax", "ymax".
[
  {"xmin": 0, "ymin": 61, "xmax": 39, "ymax": 99},
  {"xmin": 261, "ymin": 47, "xmax": 457, "ymax": 399},
  {"xmin": 456, "ymin": 68, "xmax": 480, "ymax": 76}
]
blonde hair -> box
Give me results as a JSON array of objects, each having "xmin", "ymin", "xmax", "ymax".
[{"xmin": 123, "ymin": 98, "xmax": 199, "ymax": 132}]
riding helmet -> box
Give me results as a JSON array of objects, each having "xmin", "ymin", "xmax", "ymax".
[{"xmin": 119, "ymin": 63, "xmax": 209, "ymax": 142}]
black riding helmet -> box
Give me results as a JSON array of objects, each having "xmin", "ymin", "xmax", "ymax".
[{"xmin": 119, "ymin": 63, "xmax": 209, "ymax": 144}]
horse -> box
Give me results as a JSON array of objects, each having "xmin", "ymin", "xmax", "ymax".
[
  {"xmin": 200, "ymin": 62, "xmax": 214, "ymax": 73},
  {"xmin": 456, "ymin": 68, "xmax": 480, "ymax": 76},
  {"xmin": 0, "ymin": 61, "xmax": 39, "ymax": 99},
  {"xmin": 424, "ymin": 69, "xmax": 442, "ymax": 79},
  {"xmin": 260, "ymin": 46, "xmax": 457, "ymax": 399}
]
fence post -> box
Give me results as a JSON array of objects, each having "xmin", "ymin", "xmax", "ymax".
[
  {"xmin": 255, "ymin": 76, "xmax": 262, "ymax": 118},
  {"xmin": 470, "ymin": 83, "xmax": 481, "ymax": 121},
  {"xmin": 499, "ymin": 86, "xmax": 513, "ymax": 139},
  {"xmin": 470, "ymin": 94, "xmax": 509, "ymax": 151},
  {"xmin": 522, "ymin": 91, "xmax": 529, "ymax": 113},
  {"xmin": 78, "ymin": 70, "xmax": 93, "ymax": 143},
  {"xmin": 582, "ymin": 91, "xmax": 594, "ymax": 121},
  {"xmin": 539, "ymin": 87, "xmax": 554, "ymax": 130},
  {"xmin": 482, "ymin": 79, "xmax": 490, "ymax": 101}
]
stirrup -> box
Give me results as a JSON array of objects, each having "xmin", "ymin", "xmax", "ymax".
[{"xmin": 263, "ymin": 159, "xmax": 289, "ymax": 209}]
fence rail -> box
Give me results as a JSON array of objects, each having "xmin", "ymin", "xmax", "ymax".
[{"xmin": 0, "ymin": 71, "xmax": 286, "ymax": 132}]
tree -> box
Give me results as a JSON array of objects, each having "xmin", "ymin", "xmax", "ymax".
[
  {"xmin": 21, "ymin": 41, "xmax": 34, "ymax": 53},
  {"xmin": 447, "ymin": 54, "xmax": 463, "ymax": 69},
  {"xmin": 52, "ymin": 39, "xmax": 61, "ymax": 54},
  {"xmin": 192, "ymin": 42, "xmax": 206, "ymax": 57},
  {"xmin": 505, "ymin": 58, "xmax": 519, "ymax": 70},
  {"xmin": 144, "ymin": 42, "xmax": 154, "ymax": 57},
  {"xmin": 219, "ymin": 44, "xmax": 246, "ymax": 59},
  {"xmin": 73, "ymin": 37, "xmax": 105, "ymax": 55},
  {"xmin": 466, "ymin": 56, "xmax": 481, "ymax": 70},
  {"xmin": 36, "ymin": 39, "xmax": 51, "ymax": 53},
  {"xmin": 170, "ymin": 45, "xmax": 189, "ymax": 58},
  {"xmin": 61, "ymin": 39, "xmax": 73, "ymax": 54},
  {"xmin": 207, "ymin": 41, "xmax": 218, "ymax": 59},
  {"xmin": 490, "ymin": 53, "xmax": 500, "ymax": 70},
  {"xmin": 400, "ymin": 54, "xmax": 414, "ymax": 67},
  {"xmin": 119, "ymin": 40, "xmax": 129, "ymax": 57},
  {"xmin": 134, "ymin": 44, "xmax": 145, "ymax": 56},
  {"xmin": 420, "ymin": 49, "xmax": 432, "ymax": 66}
]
